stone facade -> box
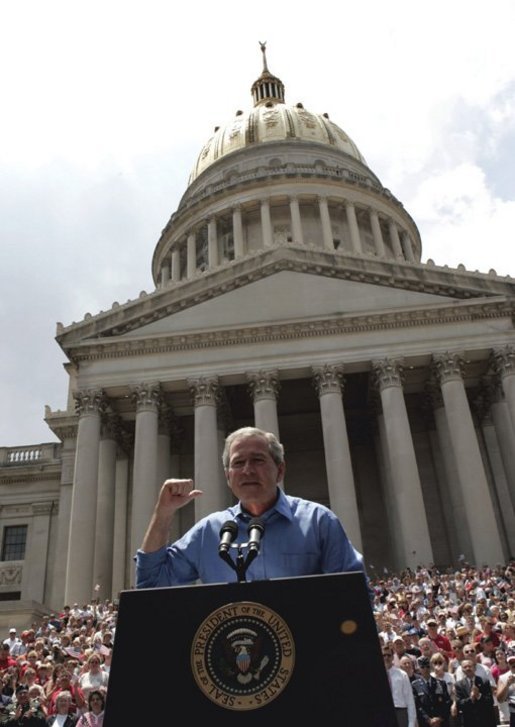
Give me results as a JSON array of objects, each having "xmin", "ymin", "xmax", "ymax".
[{"xmin": 1, "ymin": 50, "xmax": 514, "ymax": 625}]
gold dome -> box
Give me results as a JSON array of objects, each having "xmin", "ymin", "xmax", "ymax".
[{"xmin": 188, "ymin": 43, "xmax": 366, "ymax": 184}]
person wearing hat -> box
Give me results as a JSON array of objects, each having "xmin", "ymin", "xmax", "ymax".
[
  {"xmin": 2, "ymin": 631, "xmax": 23, "ymax": 659},
  {"xmin": 1, "ymin": 684, "xmax": 47, "ymax": 725},
  {"xmin": 426, "ymin": 619, "xmax": 453, "ymax": 660},
  {"xmin": 411, "ymin": 654, "xmax": 452, "ymax": 726},
  {"xmin": 497, "ymin": 652, "xmax": 515, "ymax": 726}
]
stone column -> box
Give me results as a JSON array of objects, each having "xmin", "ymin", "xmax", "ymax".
[
  {"xmin": 22, "ymin": 502, "xmax": 54, "ymax": 603},
  {"xmin": 369, "ymin": 209, "xmax": 385, "ymax": 257},
  {"xmin": 156, "ymin": 406, "xmax": 172, "ymax": 503},
  {"xmin": 160, "ymin": 263, "xmax": 170, "ymax": 286},
  {"xmin": 208, "ymin": 218, "xmax": 219, "ymax": 267},
  {"xmin": 187, "ymin": 233, "xmax": 196, "ymax": 278},
  {"xmin": 318, "ymin": 196, "xmax": 334, "ymax": 250},
  {"xmin": 479, "ymin": 408, "xmax": 515, "ymax": 557},
  {"xmin": 232, "ymin": 206, "xmax": 245, "ymax": 258},
  {"xmin": 65, "ymin": 389, "xmax": 103, "ymax": 605},
  {"xmin": 168, "ymin": 420, "xmax": 184, "ymax": 543},
  {"xmin": 112, "ymin": 448, "xmax": 130, "ymax": 599},
  {"xmin": 491, "ymin": 346, "xmax": 515, "ymax": 430},
  {"xmin": 425, "ymin": 383, "xmax": 474, "ymax": 563},
  {"xmin": 388, "ymin": 220, "xmax": 403, "ymax": 259},
  {"xmin": 92, "ymin": 413, "xmax": 118, "ymax": 601},
  {"xmin": 130, "ymin": 383, "xmax": 161, "ymax": 572},
  {"xmin": 48, "ymin": 421, "xmax": 77, "ymax": 609},
  {"xmin": 188, "ymin": 376, "xmax": 224, "ymax": 520},
  {"xmin": 432, "ymin": 353, "xmax": 504, "ymax": 565},
  {"xmin": 246, "ymin": 370, "xmax": 281, "ymax": 438},
  {"xmin": 312, "ymin": 363, "xmax": 362, "ymax": 550},
  {"xmin": 289, "ymin": 197, "xmax": 304, "ymax": 245},
  {"xmin": 171, "ymin": 249, "xmax": 181, "ymax": 282},
  {"xmin": 260, "ymin": 199, "xmax": 273, "ymax": 248},
  {"xmin": 345, "ymin": 201, "xmax": 362, "ymax": 254},
  {"xmin": 490, "ymin": 388, "xmax": 515, "ymax": 507},
  {"xmin": 372, "ymin": 359, "xmax": 433, "ymax": 568},
  {"xmin": 401, "ymin": 231, "xmax": 415, "ymax": 262}
]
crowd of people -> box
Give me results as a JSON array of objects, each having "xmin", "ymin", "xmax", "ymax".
[
  {"xmin": 0, "ymin": 561, "xmax": 512, "ymax": 725},
  {"xmin": 0, "ymin": 602, "xmax": 114, "ymax": 725},
  {"xmin": 374, "ymin": 561, "xmax": 515, "ymax": 726}
]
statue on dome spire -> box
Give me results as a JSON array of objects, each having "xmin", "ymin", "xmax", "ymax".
[
  {"xmin": 251, "ymin": 41, "xmax": 285, "ymax": 106},
  {"xmin": 259, "ymin": 40, "xmax": 269, "ymax": 72}
]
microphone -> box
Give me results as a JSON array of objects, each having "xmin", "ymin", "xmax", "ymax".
[
  {"xmin": 247, "ymin": 517, "xmax": 265, "ymax": 555},
  {"xmin": 219, "ymin": 520, "xmax": 238, "ymax": 554}
]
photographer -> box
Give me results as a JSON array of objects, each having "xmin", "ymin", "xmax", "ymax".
[{"xmin": 1, "ymin": 684, "xmax": 46, "ymax": 726}]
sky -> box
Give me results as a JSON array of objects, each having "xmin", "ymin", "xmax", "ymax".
[{"xmin": 1, "ymin": 0, "xmax": 515, "ymax": 446}]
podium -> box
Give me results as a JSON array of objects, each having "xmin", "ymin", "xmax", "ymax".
[{"xmin": 104, "ymin": 572, "xmax": 397, "ymax": 726}]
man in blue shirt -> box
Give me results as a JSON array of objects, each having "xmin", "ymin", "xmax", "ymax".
[{"xmin": 136, "ymin": 426, "xmax": 366, "ymax": 588}]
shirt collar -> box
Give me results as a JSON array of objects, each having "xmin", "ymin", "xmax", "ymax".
[{"xmin": 230, "ymin": 487, "xmax": 293, "ymax": 523}]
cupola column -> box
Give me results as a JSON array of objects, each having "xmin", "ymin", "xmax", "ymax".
[
  {"xmin": 160, "ymin": 262, "xmax": 170, "ymax": 286},
  {"xmin": 389, "ymin": 220, "xmax": 404, "ymax": 259},
  {"xmin": 247, "ymin": 370, "xmax": 281, "ymax": 440},
  {"xmin": 208, "ymin": 218, "xmax": 219, "ymax": 267},
  {"xmin": 432, "ymin": 353, "xmax": 505, "ymax": 565},
  {"xmin": 171, "ymin": 249, "xmax": 181, "ymax": 282},
  {"xmin": 372, "ymin": 359, "xmax": 433, "ymax": 569},
  {"xmin": 187, "ymin": 233, "xmax": 197, "ymax": 277},
  {"xmin": 401, "ymin": 231, "xmax": 415, "ymax": 262},
  {"xmin": 260, "ymin": 199, "xmax": 274, "ymax": 248},
  {"xmin": 345, "ymin": 201, "xmax": 362, "ymax": 254},
  {"xmin": 289, "ymin": 197, "xmax": 304, "ymax": 245},
  {"xmin": 312, "ymin": 363, "xmax": 362, "ymax": 550},
  {"xmin": 232, "ymin": 206, "xmax": 245, "ymax": 258},
  {"xmin": 65, "ymin": 389, "xmax": 103, "ymax": 605},
  {"xmin": 369, "ymin": 209, "xmax": 385, "ymax": 257},
  {"xmin": 188, "ymin": 376, "xmax": 225, "ymax": 520},
  {"xmin": 318, "ymin": 196, "xmax": 334, "ymax": 250}
]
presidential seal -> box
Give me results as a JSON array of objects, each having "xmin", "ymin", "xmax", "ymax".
[{"xmin": 191, "ymin": 601, "xmax": 295, "ymax": 711}]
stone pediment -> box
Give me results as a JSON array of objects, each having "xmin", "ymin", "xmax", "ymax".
[{"xmin": 56, "ymin": 245, "xmax": 515, "ymax": 355}]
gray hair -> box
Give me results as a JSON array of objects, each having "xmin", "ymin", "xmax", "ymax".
[{"xmin": 222, "ymin": 427, "xmax": 284, "ymax": 469}]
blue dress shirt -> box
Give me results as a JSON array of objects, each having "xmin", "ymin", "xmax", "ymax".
[{"xmin": 136, "ymin": 488, "xmax": 366, "ymax": 588}]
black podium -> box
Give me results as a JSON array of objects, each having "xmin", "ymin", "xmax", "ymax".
[{"xmin": 104, "ymin": 572, "xmax": 397, "ymax": 726}]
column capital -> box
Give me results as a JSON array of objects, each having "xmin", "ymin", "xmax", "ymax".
[
  {"xmin": 246, "ymin": 370, "xmax": 281, "ymax": 402},
  {"xmin": 312, "ymin": 363, "xmax": 345, "ymax": 396},
  {"xmin": 371, "ymin": 358, "xmax": 404, "ymax": 391},
  {"xmin": 130, "ymin": 382, "xmax": 162, "ymax": 412},
  {"xmin": 188, "ymin": 376, "xmax": 220, "ymax": 407},
  {"xmin": 74, "ymin": 389, "xmax": 105, "ymax": 417},
  {"xmin": 431, "ymin": 352, "xmax": 465, "ymax": 385},
  {"xmin": 490, "ymin": 345, "xmax": 515, "ymax": 378}
]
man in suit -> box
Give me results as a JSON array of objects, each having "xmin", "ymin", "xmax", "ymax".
[
  {"xmin": 411, "ymin": 655, "xmax": 452, "ymax": 727},
  {"xmin": 454, "ymin": 658, "xmax": 496, "ymax": 727}
]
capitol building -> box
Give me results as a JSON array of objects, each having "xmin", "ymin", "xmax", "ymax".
[{"xmin": 1, "ymin": 47, "xmax": 514, "ymax": 626}]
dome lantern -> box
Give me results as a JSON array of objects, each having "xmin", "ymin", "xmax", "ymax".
[{"xmin": 251, "ymin": 41, "xmax": 285, "ymax": 107}]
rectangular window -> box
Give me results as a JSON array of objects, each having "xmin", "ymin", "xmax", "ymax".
[{"xmin": 1, "ymin": 525, "xmax": 27, "ymax": 561}]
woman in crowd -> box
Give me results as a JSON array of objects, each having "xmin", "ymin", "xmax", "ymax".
[{"xmin": 75, "ymin": 690, "xmax": 105, "ymax": 727}]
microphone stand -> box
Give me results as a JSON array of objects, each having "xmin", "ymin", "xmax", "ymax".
[{"xmin": 220, "ymin": 542, "xmax": 257, "ymax": 582}]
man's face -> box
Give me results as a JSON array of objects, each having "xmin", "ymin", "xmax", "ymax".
[
  {"xmin": 226, "ymin": 435, "xmax": 284, "ymax": 514},
  {"xmin": 462, "ymin": 660, "xmax": 475, "ymax": 678}
]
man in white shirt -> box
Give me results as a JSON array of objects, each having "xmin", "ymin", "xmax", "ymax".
[
  {"xmin": 2, "ymin": 628, "xmax": 24, "ymax": 657},
  {"xmin": 382, "ymin": 645, "xmax": 417, "ymax": 727}
]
